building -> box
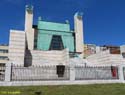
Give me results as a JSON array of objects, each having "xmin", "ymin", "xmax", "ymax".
[
  {"xmin": 8, "ymin": 5, "xmax": 84, "ymax": 66},
  {"xmin": 100, "ymin": 45, "xmax": 120, "ymax": 54},
  {"xmin": 84, "ymin": 44, "xmax": 96, "ymax": 58},
  {"xmin": 0, "ymin": 44, "xmax": 9, "ymax": 66},
  {"xmin": 86, "ymin": 45, "xmax": 125, "ymax": 65},
  {"xmin": 2, "ymin": 5, "xmax": 125, "ymax": 67},
  {"xmin": 120, "ymin": 45, "xmax": 125, "ymax": 58}
]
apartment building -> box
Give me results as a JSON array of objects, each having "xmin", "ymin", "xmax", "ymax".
[{"xmin": 0, "ymin": 44, "xmax": 9, "ymax": 66}]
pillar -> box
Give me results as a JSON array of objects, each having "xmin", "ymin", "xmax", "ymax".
[
  {"xmin": 25, "ymin": 5, "xmax": 34, "ymax": 50},
  {"xmin": 74, "ymin": 12, "xmax": 84, "ymax": 58},
  {"xmin": 118, "ymin": 65, "xmax": 124, "ymax": 83},
  {"xmin": 70, "ymin": 64, "xmax": 75, "ymax": 81},
  {"xmin": 5, "ymin": 63, "xmax": 12, "ymax": 82}
]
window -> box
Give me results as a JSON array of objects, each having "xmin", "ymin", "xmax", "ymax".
[
  {"xmin": 49, "ymin": 35, "xmax": 64, "ymax": 50},
  {"xmin": 0, "ymin": 49, "xmax": 8, "ymax": 53},
  {"xmin": 122, "ymin": 53, "xmax": 125, "ymax": 58},
  {"xmin": 0, "ymin": 63, "xmax": 5, "ymax": 66},
  {"xmin": 0, "ymin": 56, "xmax": 8, "ymax": 60}
]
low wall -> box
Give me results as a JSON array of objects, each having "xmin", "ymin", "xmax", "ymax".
[
  {"xmin": 0, "ymin": 63, "xmax": 125, "ymax": 86},
  {"xmin": 11, "ymin": 65, "xmax": 70, "ymax": 81},
  {"xmin": 0, "ymin": 80, "xmax": 121, "ymax": 86}
]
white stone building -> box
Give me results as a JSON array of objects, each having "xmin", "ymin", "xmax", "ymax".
[{"xmin": 8, "ymin": 5, "xmax": 84, "ymax": 66}]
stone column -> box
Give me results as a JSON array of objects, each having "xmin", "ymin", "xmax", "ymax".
[
  {"xmin": 118, "ymin": 65, "xmax": 124, "ymax": 83},
  {"xmin": 74, "ymin": 12, "xmax": 84, "ymax": 58},
  {"xmin": 25, "ymin": 5, "xmax": 34, "ymax": 50},
  {"xmin": 5, "ymin": 63, "xmax": 12, "ymax": 82},
  {"xmin": 66, "ymin": 48, "xmax": 69, "ymax": 63},
  {"xmin": 25, "ymin": 5, "xmax": 33, "ymax": 32},
  {"xmin": 70, "ymin": 64, "xmax": 75, "ymax": 81}
]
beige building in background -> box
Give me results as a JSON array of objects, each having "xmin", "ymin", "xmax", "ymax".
[
  {"xmin": 84, "ymin": 44, "xmax": 96, "ymax": 58},
  {"xmin": 0, "ymin": 45, "xmax": 9, "ymax": 65}
]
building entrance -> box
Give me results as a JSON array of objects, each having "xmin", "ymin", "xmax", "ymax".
[{"xmin": 49, "ymin": 35, "xmax": 64, "ymax": 50}]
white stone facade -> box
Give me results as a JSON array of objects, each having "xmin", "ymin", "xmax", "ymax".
[
  {"xmin": 120, "ymin": 45, "xmax": 125, "ymax": 53},
  {"xmin": 9, "ymin": 30, "xmax": 25, "ymax": 66},
  {"xmin": 74, "ymin": 13, "xmax": 84, "ymax": 58},
  {"xmin": 25, "ymin": 5, "xmax": 34, "ymax": 50},
  {"xmin": 24, "ymin": 49, "xmax": 69, "ymax": 66},
  {"xmin": 86, "ymin": 50, "xmax": 125, "ymax": 65},
  {"xmin": 8, "ymin": 5, "xmax": 85, "ymax": 66}
]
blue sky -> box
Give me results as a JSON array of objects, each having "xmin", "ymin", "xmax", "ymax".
[{"xmin": 0, "ymin": 0, "xmax": 125, "ymax": 46}]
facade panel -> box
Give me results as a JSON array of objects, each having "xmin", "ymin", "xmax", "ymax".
[
  {"xmin": 38, "ymin": 21, "xmax": 70, "ymax": 32},
  {"xmin": 9, "ymin": 30, "xmax": 25, "ymax": 66},
  {"xmin": 37, "ymin": 21, "xmax": 75, "ymax": 52}
]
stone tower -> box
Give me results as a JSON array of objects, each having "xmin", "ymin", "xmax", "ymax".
[
  {"xmin": 74, "ymin": 12, "xmax": 84, "ymax": 58},
  {"xmin": 25, "ymin": 5, "xmax": 34, "ymax": 50}
]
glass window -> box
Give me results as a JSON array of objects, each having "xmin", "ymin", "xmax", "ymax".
[
  {"xmin": 49, "ymin": 35, "xmax": 64, "ymax": 50},
  {"xmin": 0, "ymin": 56, "xmax": 8, "ymax": 60},
  {"xmin": 0, "ymin": 49, "xmax": 8, "ymax": 53}
]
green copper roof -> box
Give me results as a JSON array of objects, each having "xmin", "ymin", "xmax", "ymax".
[{"xmin": 38, "ymin": 20, "xmax": 70, "ymax": 32}]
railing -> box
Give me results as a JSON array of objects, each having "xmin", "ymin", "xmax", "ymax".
[
  {"xmin": 10, "ymin": 65, "xmax": 119, "ymax": 81},
  {"xmin": 11, "ymin": 65, "xmax": 70, "ymax": 81},
  {"xmin": 123, "ymin": 67, "xmax": 125, "ymax": 80},
  {"xmin": 75, "ymin": 66, "xmax": 119, "ymax": 80},
  {"xmin": 1, "ymin": 63, "xmax": 125, "ymax": 84},
  {"xmin": 1, "ymin": 63, "xmax": 125, "ymax": 86},
  {"xmin": 0, "ymin": 65, "xmax": 5, "ymax": 81}
]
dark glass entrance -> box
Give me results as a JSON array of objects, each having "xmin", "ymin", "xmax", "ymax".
[{"xmin": 49, "ymin": 35, "xmax": 64, "ymax": 50}]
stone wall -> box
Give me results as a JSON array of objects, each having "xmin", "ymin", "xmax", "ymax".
[
  {"xmin": 25, "ymin": 49, "xmax": 69, "ymax": 66},
  {"xmin": 9, "ymin": 30, "xmax": 25, "ymax": 66},
  {"xmin": 86, "ymin": 50, "xmax": 125, "ymax": 65}
]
